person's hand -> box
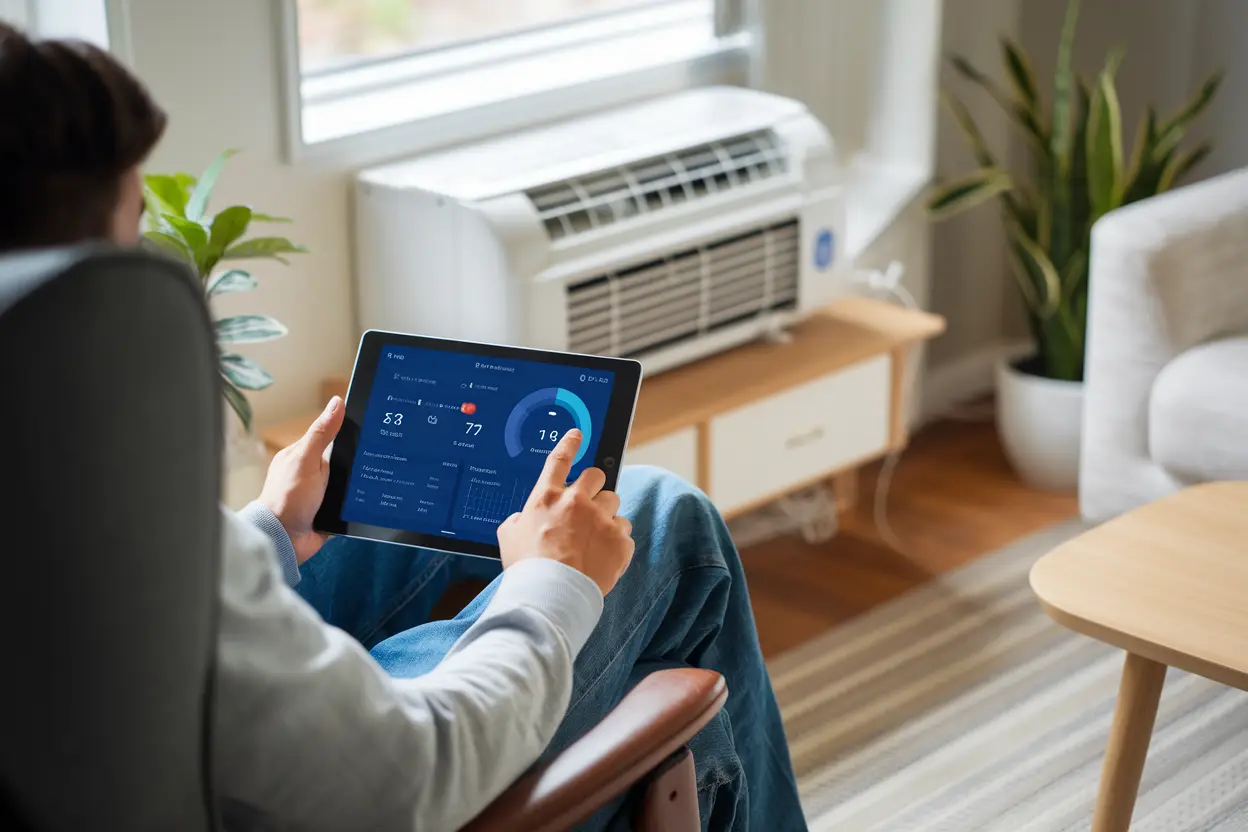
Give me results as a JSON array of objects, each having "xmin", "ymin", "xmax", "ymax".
[
  {"xmin": 497, "ymin": 429, "xmax": 635, "ymax": 596},
  {"xmin": 258, "ymin": 396, "xmax": 345, "ymax": 565}
]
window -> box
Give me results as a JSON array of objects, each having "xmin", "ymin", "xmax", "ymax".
[
  {"xmin": 298, "ymin": 0, "xmax": 660, "ymax": 74},
  {"xmin": 283, "ymin": 0, "xmax": 749, "ymax": 155},
  {"xmin": 18, "ymin": 0, "xmax": 110, "ymax": 46}
]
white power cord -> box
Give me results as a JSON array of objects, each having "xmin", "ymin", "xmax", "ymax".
[
  {"xmin": 725, "ymin": 261, "xmax": 935, "ymax": 553},
  {"xmin": 852, "ymin": 260, "xmax": 919, "ymax": 557}
]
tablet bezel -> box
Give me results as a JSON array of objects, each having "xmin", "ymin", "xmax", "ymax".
[{"xmin": 313, "ymin": 330, "xmax": 643, "ymax": 560}]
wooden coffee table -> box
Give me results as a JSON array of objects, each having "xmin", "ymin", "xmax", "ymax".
[{"xmin": 1030, "ymin": 482, "xmax": 1248, "ymax": 832}]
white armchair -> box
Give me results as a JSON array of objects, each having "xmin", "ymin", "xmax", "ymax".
[{"xmin": 1081, "ymin": 167, "xmax": 1248, "ymax": 522}]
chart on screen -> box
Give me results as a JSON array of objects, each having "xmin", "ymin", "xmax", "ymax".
[{"xmin": 460, "ymin": 473, "xmax": 528, "ymax": 525}]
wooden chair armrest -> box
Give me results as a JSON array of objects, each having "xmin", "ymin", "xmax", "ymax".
[{"xmin": 461, "ymin": 668, "xmax": 727, "ymax": 832}]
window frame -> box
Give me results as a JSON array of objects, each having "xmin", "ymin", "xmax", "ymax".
[{"xmin": 277, "ymin": 0, "xmax": 752, "ymax": 165}]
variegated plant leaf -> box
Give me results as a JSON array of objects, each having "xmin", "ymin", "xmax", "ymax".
[
  {"xmin": 222, "ymin": 378, "xmax": 254, "ymax": 433},
  {"xmin": 220, "ymin": 353, "xmax": 274, "ymax": 391},
  {"xmin": 216, "ymin": 314, "xmax": 288, "ymax": 345},
  {"xmin": 1002, "ymin": 38, "xmax": 1040, "ymax": 113},
  {"xmin": 949, "ymin": 54, "xmax": 1049, "ymax": 155},
  {"xmin": 1157, "ymin": 140, "xmax": 1213, "ymax": 193},
  {"xmin": 927, "ymin": 167, "xmax": 1015, "ymax": 221},
  {"xmin": 206, "ymin": 269, "xmax": 258, "ymax": 297},
  {"xmin": 1086, "ymin": 55, "xmax": 1125, "ymax": 220},
  {"xmin": 1004, "ymin": 219, "xmax": 1062, "ymax": 317},
  {"xmin": 1154, "ymin": 71, "xmax": 1223, "ymax": 161}
]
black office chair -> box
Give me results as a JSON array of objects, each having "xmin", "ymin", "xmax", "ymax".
[{"xmin": 0, "ymin": 248, "xmax": 221, "ymax": 830}]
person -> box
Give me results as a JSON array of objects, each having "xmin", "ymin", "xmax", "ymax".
[{"xmin": 0, "ymin": 22, "xmax": 807, "ymax": 832}]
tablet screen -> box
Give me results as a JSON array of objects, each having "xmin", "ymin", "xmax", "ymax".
[{"xmin": 337, "ymin": 343, "xmax": 620, "ymax": 547}]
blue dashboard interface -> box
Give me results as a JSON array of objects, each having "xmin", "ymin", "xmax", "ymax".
[{"xmin": 342, "ymin": 345, "xmax": 617, "ymax": 545}]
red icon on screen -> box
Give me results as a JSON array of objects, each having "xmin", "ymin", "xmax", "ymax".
[{"xmin": 461, "ymin": 402, "xmax": 477, "ymax": 415}]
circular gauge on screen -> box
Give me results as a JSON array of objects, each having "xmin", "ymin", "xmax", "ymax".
[{"xmin": 504, "ymin": 387, "xmax": 593, "ymax": 464}]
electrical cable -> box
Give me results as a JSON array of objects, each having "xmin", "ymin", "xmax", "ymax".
[
  {"xmin": 852, "ymin": 261, "xmax": 918, "ymax": 556},
  {"xmin": 730, "ymin": 261, "xmax": 967, "ymax": 553}
]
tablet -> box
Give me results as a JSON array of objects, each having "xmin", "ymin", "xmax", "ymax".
[{"xmin": 315, "ymin": 331, "xmax": 643, "ymax": 559}]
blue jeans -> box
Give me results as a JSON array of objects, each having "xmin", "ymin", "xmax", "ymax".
[{"xmin": 296, "ymin": 466, "xmax": 806, "ymax": 831}]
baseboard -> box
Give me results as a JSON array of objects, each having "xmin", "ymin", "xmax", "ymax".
[{"xmin": 920, "ymin": 340, "xmax": 1032, "ymax": 424}]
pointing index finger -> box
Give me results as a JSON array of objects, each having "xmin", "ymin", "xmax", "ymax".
[{"xmin": 538, "ymin": 428, "xmax": 581, "ymax": 492}]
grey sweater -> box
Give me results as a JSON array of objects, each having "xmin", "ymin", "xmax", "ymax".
[{"xmin": 220, "ymin": 505, "xmax": 604, "ymax": 831}]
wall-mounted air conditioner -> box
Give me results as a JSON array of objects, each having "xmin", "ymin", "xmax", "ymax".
[{"xmin": 355, "ymin": 86, "xmax": 846, "ymax": 374}]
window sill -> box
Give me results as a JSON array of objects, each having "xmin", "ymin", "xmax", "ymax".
[
  {"xmin": 843, "ymin": 156, "xmax": 932, "ymax": 264},
  {"xmin": 289, "ymin": 15, "xmax": 751, "ymax": 165}
]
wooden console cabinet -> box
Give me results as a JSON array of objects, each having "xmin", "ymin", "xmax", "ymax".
[
  {"xmin": 261, "ymin": 298, "xmax": 944, "ymax": 518},
  {"xmin": 622, "ymin": 298, "xmax": 943, "ymax": 517}
]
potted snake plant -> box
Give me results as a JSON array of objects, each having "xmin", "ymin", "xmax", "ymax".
[{"xmin": 929, "ymin": 0, "xmax": 1220, "ymax": 491}]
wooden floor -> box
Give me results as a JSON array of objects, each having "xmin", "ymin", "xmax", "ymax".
[{"xmin": 740, "ymin": 418, "xmax": 1078, "ymax": 659}]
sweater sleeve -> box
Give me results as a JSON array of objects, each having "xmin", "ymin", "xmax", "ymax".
[
  {"xmin": 213, "ymin": 507, "xmax": 603, "ymax": 831},
  {"xmin": 236, "ymin": 501, "xmax": 301, "ymax": 587}
]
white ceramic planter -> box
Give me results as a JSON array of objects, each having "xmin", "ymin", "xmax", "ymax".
[{"xmin": 995, "ymin": 357, "xmax": 1084, "ymax": 493}]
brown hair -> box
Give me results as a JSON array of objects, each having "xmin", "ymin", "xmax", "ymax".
[{"xmin": 0, "ymin": 23, "xmax": 167, "ymax": 252}]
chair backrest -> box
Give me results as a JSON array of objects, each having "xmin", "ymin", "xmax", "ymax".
[{"xmin": 0, "ymin": 248, "xmax": 221, "ymax": 830}]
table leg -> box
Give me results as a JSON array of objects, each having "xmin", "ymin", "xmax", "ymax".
[
  {"xmin": 833, "ymin": 469, "xmax": 858, "ymax": 515},
  {"xmin": 1092, "ymin": 652, "xmax": 1167, "ymax": 832}
]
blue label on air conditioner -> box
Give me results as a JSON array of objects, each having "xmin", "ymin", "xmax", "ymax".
[{"xmin": 814, "ymin": 229, "xmax": 835, "ymax": 271}]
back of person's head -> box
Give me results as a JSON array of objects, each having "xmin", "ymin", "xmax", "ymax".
[{"xmin": 0, "ymin": 22, "xmax": 166, "ymax": 253}]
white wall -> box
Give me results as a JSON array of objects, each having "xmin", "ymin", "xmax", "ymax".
[
  {"xmin": 1191, "ymin": 0, "xmax": 1248, "ymax": 177},
  {"xmin": 125, "ymin": 0, "xmax": 357, "ymax": 428}
]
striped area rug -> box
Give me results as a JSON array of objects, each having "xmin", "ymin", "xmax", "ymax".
[{"xmin": 768, "ymin": 520, "xmax": 1248, "ymax": 831}]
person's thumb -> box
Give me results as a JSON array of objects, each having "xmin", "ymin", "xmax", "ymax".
[{"xmin": 302, "ymin": 396, "xmax": 344, "ymax": 457}]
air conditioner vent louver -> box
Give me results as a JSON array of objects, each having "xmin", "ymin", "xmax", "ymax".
[
  {"xmin": 529, "ymin": 130, "xmax": 788, "ymax": 241},
  {"xmin": 566, "ymin": 219, "xmax": 799, "ymax": 360}
]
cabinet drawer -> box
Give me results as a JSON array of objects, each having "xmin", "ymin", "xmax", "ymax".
[
  {"xmin": 708, "ymin": 355, "xmax": 891, "ymax": 514},
  {"xmin": 626, "ymin": 428, "xmax": 699, "ymax": 485}
]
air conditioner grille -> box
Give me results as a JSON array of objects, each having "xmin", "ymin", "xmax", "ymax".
[
  {"xmin": 529, "ymin": 130, "xmax": 788, "ymax": 241},
  {"xmin": 566, "ymin": 219, "xmax": 799, "ymax": 360}
]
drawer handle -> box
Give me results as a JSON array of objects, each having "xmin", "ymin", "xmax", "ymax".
[{"xmin": 784, "ymin": 427, "xmax": 825, "ymax": 449}]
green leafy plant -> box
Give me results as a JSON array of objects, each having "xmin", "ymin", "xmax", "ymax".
[
  {"xmin": 928, "ymin": 0, "xmax": 1221, "ymax": 382},
  {"xmin": 142, "ymin": 150, "xmax": 308, "ymax": 431}
]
